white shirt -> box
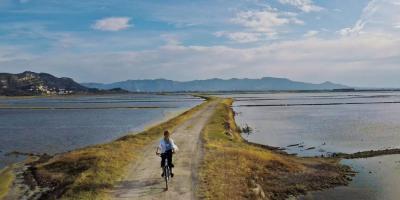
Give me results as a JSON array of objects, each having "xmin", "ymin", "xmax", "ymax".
[{"xmin": 158, "ymin": 138, "xmax": 178, "ymax": 153}]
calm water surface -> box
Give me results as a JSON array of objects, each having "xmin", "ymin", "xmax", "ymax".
[
  {"xmin": 0, "ymin": 94, "xmax": 202, "ymax": 168},
  {"xmin": 300, "ymin": 155, "xmax": 400, "ymax": 200},
  {"xmin": 225, "ymin": 92, "xmax": 400, "ymax": 200}
]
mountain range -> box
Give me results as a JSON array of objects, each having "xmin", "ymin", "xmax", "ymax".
[
  {"xmin": 0, "ymin": 71, "xmax": 350, "ymax": 96},
  {"xmin": 0, "ymin": 71, "xmax": 126, "ymax": 96},
  {"xmin": 82, "ymin": 77, "xmax": 349, "ymax": 92}
]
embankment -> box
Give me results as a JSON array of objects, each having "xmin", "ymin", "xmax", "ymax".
[
  {"xmin": 4, "ymin": 96, "xmax": 393, "ymax": 200},
  {"xmin": 198, "ymin": 98, "xmax": 355, "ymax": 200},
  {"xmin": 0, "ymin": 167, "xmax": 14, "ymax": 199},
  {"xmin": 332, "ymin": 148, "xmax": 400, "ymax": 159},
  {"xmin": 2, "ymin": 97, "xmax": 212, "ymax": 200}
]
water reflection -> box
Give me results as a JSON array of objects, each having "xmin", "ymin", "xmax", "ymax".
[
  {"xmin": 0, "ymin": 94, "xmax": 202, "ymax": 168},
  {"xmin": 300, "ymin": 155, "xmax": 400, "ymax": 200},
  {"xmin": 222, "ymin": 92, "xmax": 400, "ymax": 200}
]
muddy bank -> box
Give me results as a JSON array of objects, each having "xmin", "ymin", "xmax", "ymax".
[
  {"xmin": 0, "ymin": 156, "xmax": 52, "ymax": 200},
  {"xmin": 300, "ymin": 154, "xmax": 400, "ymax": 200},
  {"xmin": 237, "ymin": 101, "xmax": 400, "ymax": 107},
  {"xmin": 4, "ymin": 151, "xmax": 48, "ymax": 157},
  {"xmin": 0, "ymin": 106, "xmax": 169, "ymax": 110},
  {"xmin": 1, "ymin": 98, "xmax": 212, "ymax": 200},
  {"xmin": 4, "ymin": 96, "xmax": 394, "ymax": 200},
  {"xmin": 198, "ymin": 98, "xmax": 356, "ymax": 200},
  {"xmin": 332, "ymin": 148, "xmax": 400, "ymax": 159},
  {"xmin": 237, "ymin": 123, "xmax": 400, "ymax": 160}
]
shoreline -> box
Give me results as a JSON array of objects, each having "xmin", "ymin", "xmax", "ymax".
[
  {"xmin": 1, "ymin": 96, "xmax": 400, "ymax": 199},
  {"xmin": 332, "ymin": 148, "xmax": 400, "ymax": 159},
  {"xmin": 0, "ymin": 97, "xmax": 212, "ymax": 199},
  {"xmin": 197, "ymin": 98, "xmax": 357, "ymax": 199},
  {"xmin": 0, "ymin": 166, "xmax": 14, "ymax": 199},
  {"xmin": 0, "ymin": 94, "xmax": 204, "ymax": 174}
]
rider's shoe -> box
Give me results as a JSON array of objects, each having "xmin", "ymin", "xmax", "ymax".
[
  {"xmin": 171, "ymin": 173, "xmax": 174, "ymax": 178},
  {"xmin": 161, "ymin": 172, "xmax": 164, "ymax": 177}
]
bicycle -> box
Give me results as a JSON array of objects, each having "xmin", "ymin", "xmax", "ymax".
[{"xmin": 161, "ymin": 154, "xmax": 172, "ymax": 190}]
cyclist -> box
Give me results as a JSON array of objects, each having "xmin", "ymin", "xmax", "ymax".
[{"xmin": 156, "ymin": 130, "xmax": 178, "ymax": 177}]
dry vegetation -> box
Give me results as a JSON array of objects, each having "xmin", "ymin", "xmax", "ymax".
[
  {"xmin": 0, "ymin": 166, "xmax": 14, "ymax": 199},
  {"xmin": 25, "ymin": 98, "xmax": 213, "ymax": 200},
  {"xmin": 2, "ymin": 96, "xmax": 358, "ymax": 200},
  {"xmin": 198, "ymin": 98, "xmax": 354, "ymax": 200}
]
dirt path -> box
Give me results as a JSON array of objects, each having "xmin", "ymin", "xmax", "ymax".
[{"xmin": 111, "ymin": 101, "xmax": 217, "ymax": 200}]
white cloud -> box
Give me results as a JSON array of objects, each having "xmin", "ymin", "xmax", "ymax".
[
  {"xmin": 161, "ymin": 34, "xmax": 182, "ymax": 46},
  {"xmin": 0, "ymin": 46, "xmax": 35, "ymax": 62},
  {"xmin": 2, "ymin": 0, "xmax": 400, "ymax": 87},
  {"xmin": 232, "ymin": 9, "xmax": 304, "ymax": 36},
  {"xmin": 2, "ymin": 35, "xmax": 400, "ymax": 87},
  {"xmin": 214, "ymin": 31, "xmax": 260, "ymax": 43},
  {"xmin": 339, "ymin": 0, "xmax": 400, "ymax": 37},
  {"xmin": 218, "ymin": 8, "xmax": 304, "ymax": 42},
  {"xmin": 303, "ymin": 30, "xmax": 319, "ymax": 37},
  {"xmin": 338, "ymin": 0, "xmax": 376, "ymax": 36},
  {"xmin": 278, "ymin": 0, "xmax": 323, "ymax": 12},
  {"xmin": 92, "ymin": 17, "xmax": 132, "ymax": 31}
]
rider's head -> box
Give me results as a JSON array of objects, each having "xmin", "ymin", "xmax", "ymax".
[{"xmin": 164, "ymin": 130, "xmax": 170, "ymax": 139}]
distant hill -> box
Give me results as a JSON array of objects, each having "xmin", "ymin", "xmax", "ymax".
[
  {"xmin": 0, "ymin": 71, "xmax": 128, "ymax": 96},
  {"xmin": 82, "ymin": 77, "xmax": 349, "ymax": 92}
]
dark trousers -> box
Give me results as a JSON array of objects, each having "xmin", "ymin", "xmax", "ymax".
[{"xmin": 161, "ymin": 150, "xmax": 174, "ymax": 168}]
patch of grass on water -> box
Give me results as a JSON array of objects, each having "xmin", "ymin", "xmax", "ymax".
[
  {"xmin": 29, "ymin": 98, "xmax": 213, "ymax": 200},
  {"xmin": 0, "ymin": 167, "xmax": 14, "ymax": 199},
  {"xmin": 198, "ymin": 98, "xmax": 353, "ymax": 200}
]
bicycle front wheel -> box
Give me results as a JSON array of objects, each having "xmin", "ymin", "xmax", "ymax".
[{"xmin": 164, "ymin": 166, "xmax": 169, "ymax": 190}]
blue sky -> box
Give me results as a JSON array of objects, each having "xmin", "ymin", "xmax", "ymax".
[{"xmin": 0, "ymin": 0, "xmax": 399, "ymax": 87}]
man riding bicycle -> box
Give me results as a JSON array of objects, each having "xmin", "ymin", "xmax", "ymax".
[{"xmin": 156, "ymin": 130, "xmax": 178, "ymax": 177}]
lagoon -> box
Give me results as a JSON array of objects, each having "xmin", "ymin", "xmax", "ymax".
[
  {"xmin": 227, "ymin": 91, "xmax": 400, "ymax": 200},
  {"xmin": 0, "ymin": 94, "xmax": 202, "ymax": 169}
]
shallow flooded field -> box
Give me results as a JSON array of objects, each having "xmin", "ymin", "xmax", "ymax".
[
  {"xmin": 224, "ymin": 91, "xmax": 400, "ymax": 200},
  {"xmin": 300, "ymin": 155, "xmax": 400, "ymax": 200},
  {"xmin": 0, "ymin": 94, "xmax": 202, "ymax": 168}
]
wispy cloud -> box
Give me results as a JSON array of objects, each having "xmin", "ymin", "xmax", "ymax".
[
  {"xmin": 3, "ymin": 34, "xmax": 399, "ymax": 87},
  {"xmin": 214, "ymin": 31, "xmax": 261, "ymax": 43},
  {"xmin": 92, "ymin": 17, "xmax": 132, "ymax": 32},
  {"xmin": 339, "ymin": 0, "xmax": 400, "ymax": 37},
  {"xmin": 1, "ymin": 0, "xmax": 399, "ymax": 87},
  {"xmin": 0, "ymin": 45, "xmax": 35, "ymax": 62},
  {"xmin": 232, "ymin": 8, "xmax": 304, "ymax": 36},
  {"xmin": 278, "ymin": 0, "xmax": 323, "ymax": 12},
  {"xmin": 338, "ymin": 0, "xmax": 377, "ymax": 36},
  {"xmin": 303, "ymin": 30, "xmax": 319, "ymax": 37},
  {"xmin": 217, "ymin": 7, "xmax": 304, "ymax": 43}
]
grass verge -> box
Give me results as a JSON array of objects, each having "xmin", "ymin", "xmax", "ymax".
[
  {"xmin": 0, "ymin": 166, "xmax": 14, "ymax": 199},
  {"xmin": 25, "ymin": 97, "xmax": 213, "ymax": 200},
  {"xmin": 198, "ymin": 98, "xmax": 354, "ymax": 200}
]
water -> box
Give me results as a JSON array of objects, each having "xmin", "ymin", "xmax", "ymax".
[
  {"xmin": 225, "ymin": 91, "xmax": 400, "ymax": 200},
  {"xmin": 300, "ymin": 155, "xmax": 400, "ymax": 200},
  {"xmin": 0, "ymin": 94, "xmax": 202, "ymax": 168}
]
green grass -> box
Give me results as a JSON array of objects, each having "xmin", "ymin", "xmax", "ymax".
[
  {"xmin": 31, "ymin": 98, "xmax": 215, "ymax": 200},
  {"xmin": 198, "ymin": 98, "xmax": 353, "ymax": 200},
  {"xmin": 0, "ymin": 166, "xmax": 14, "ymax": 200}
]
